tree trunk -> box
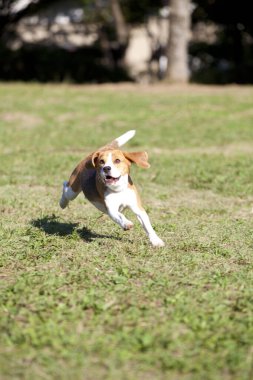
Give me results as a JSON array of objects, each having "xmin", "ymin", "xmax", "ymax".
[
  {"xmin": 110, "ymin": 0, "xmax": 128, "ymax": 46},
  {"xmin": 167, "ymin": 0, "xmax": 191, "ymax": 83}
]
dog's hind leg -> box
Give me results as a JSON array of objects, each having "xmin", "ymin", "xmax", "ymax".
[
  {"xmin": 59, "ymin": 180, "xmax": 81, "ymax": 209},
  {"xmin": 59, "ymin": 160, "xmax": 85, "ymax": 209}
]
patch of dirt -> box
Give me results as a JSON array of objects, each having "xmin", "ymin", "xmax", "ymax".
[
  {"xmin": 1, "ymin": 112, "xmax": 42, "ymax": 128},
  {"xmin": 148, "ymin": 185, "xmax": 253, "ymax": 219},
  {"xmin": 66, "ymin": 82, "xmax": 253, "ymax": 96},
  {"xmin": 150, "ymin": 143, "xmax": 253, "ymax": 156}
]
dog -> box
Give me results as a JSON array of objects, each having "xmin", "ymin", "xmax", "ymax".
[{"xmin": 59, "ymin": 130, "xmax": 165, "ymax": 247}]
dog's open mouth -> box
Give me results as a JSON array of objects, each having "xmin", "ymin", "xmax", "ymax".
[{"xmin": 105, "ymin": 175, "xmax": 121, "ymax": 184}]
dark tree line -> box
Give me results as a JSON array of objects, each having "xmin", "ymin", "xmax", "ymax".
[{"xmin": 1, "ymin": 0, "xmax": 253, "ymax": 83}]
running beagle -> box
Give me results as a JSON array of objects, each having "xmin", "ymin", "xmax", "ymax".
[{"xmin": 59, "ymin": 130, "xmax": 165, "ymax": 247}]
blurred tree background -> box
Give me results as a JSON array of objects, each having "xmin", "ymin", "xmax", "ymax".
[{"xmin": 0, "ymin": 0, "xmax": 253, "ymax": 84}]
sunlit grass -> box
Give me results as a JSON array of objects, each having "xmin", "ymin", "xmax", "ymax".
[{"xmin": 0, "ymin": 83, "xmax": 253, "ymax": 380}]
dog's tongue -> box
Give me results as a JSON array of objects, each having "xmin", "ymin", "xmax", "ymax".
[{"xmin": 106, "ymin": 175, "xmax": 119, "ymax": 184}]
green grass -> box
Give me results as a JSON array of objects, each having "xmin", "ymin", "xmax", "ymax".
[{"xmin": 1, "ymin": 83, "xmax": 253, "ymax": 380}]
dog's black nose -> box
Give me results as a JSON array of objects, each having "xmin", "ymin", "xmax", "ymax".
[{"xmin": 103, "ymin": 166, "xmax": 111, "ymax": 173}]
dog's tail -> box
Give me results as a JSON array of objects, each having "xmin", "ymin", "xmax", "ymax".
[
  {"xmin": 115, "ymin": 130, "xmax": 136, "ymax": 147},
  {"xmin": 107, "ymin": 130, "xmax": 136, "ymax": 149}
]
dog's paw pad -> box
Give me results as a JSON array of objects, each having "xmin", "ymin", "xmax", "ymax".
[{"xmin": 123, "ymin": 222, "xmax": 134, "ymax": 231}]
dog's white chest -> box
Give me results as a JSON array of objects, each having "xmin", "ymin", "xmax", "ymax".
[{"xmin": 105, "ymin": 187, "xmax": 136, "ymax": 211}]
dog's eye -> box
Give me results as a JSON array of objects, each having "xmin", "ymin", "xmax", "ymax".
[
  {"xmin": 99, "ymin": 159, "xmax": 105, "ymax": 165},
  {"xmin": 115, "ymin": 159, "xmax": 121, "ymax": 164}
]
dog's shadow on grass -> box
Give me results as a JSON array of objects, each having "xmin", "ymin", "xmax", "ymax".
[{"xmin": 31, "ymin": 215, "xmax": 121, "ymax": 242}]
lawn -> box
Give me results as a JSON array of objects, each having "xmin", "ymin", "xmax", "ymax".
[{"xmin": 0, "ymin": 83, "xmax": 253, "ymax": 380}]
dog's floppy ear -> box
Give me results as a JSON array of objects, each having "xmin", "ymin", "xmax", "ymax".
[
  {"xmin": 91, "ymin": 151, "xmax": 100, "ymax": 167},
  {"xmin": 123, "ymin": 151, "xmax": 150, "ymax": 168}
]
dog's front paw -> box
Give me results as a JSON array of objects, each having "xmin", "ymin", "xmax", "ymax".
[
  {"xmin": 123, "ymin": 221, "xmax": 134, "ymax": 231},
  {"xmin": 150, "ymin": 235, "xmax": 165, "ymax": 248}
]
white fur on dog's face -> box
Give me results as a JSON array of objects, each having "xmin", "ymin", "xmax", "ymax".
[{"xmin": 94, "ymin": 150, "xmax": 130, "ymax": 191}]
